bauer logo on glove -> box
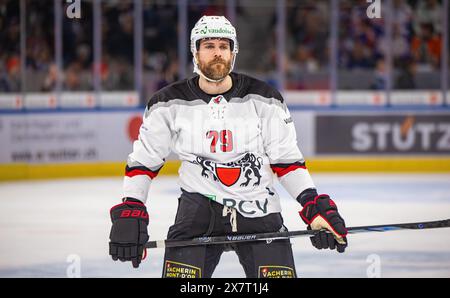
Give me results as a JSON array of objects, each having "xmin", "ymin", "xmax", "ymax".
[{"xmin": 109, "ymin": 198, "xmax": 149, "ymax": 268}]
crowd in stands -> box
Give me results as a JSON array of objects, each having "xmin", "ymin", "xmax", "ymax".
[
  {"xmin": 0, "ymin": 0, "xmax": 21, "ymax": 92},
  {"xmin": 285, "ymin": 0, "xmax": 445, "ymax": 89},
  {"xmin": 0, "ymin": 0, "xmax": 447, "ymax": 93}
]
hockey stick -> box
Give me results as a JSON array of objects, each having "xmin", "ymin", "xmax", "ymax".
[{"xmin": 144, "ymin": 218, "xmax": 450, "ymax": 249}]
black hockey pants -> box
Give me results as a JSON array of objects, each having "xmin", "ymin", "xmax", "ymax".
[{"xmin": 162, "ymin": 189, "xmax": 297, "ymax": 278}]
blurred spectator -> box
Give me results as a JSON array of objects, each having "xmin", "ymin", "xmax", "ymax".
[
  {"xmin": 74, "ymin": 44, "xmax": 92, "ymax": 70},
  {"xmin": 391, "ymin": 24, "xmax": 412, "ymax": 62},
  {"xmin": 63, "ymin": 62, "xmax": 91, "ymax": 91},
  {"xmin": 111, "ymin": 58, "xmax": 134, "ymax": 90},
  {"xmin": 339, "ymin": 0, "xmax": 383, "ymax": 70},
  {"xmin": 63, "ymin": 63, "xmax": 82, "ymax": 91},
  {"xmin": 288, "ymin": 45, "xmax": 319, "ymax": 78},
  {"xmin": 141, "ymin": 1, "xmax": 179, "ymax": 94},
  {"xmin": 99, "ymin": 59, "xmax": 114, "ymax": 91},
  {"xmin": 143, "ymin": 2, "xmax": 177, "ymax": 54},
  {"xmin": 392, "ymin": 0, "xmax": 414, "ymax": 38},
  {"xmin": 395, "ymin": 57, "xmax": 417, "ymax": 89},
  {"xmin": 0, "ymin": 17, "xmax": 20, "ymax": 56},
  {"xmin": 411, "ymin": 22, "xmax": 442, "ymax": 69},
  {"xmin": 0, "ymin": 0, "xmax": 20, "ymax": 93},
  {"xmin": 370, "ymin": 58, "xmax": 387, "ymax": 90},
  {"xmin": 156, "ymin": 53, "xmax": 179, "ymax": 90},
  {"xmin": 41, "ymin": 63, "xmax": 59, "ymax": 92},
  {"xmin": 346, "ymin": 41, "xmax": 374, "ymax": 69},
  {"xmin": 414, "ymin": 0, "xmax": 442, "ymax": 34},
  {"xmin": 0, "ymin": 55, "xmax": 21, "ymax": 92},
  {"xmin": 105, "ymin": 9, "xmax": 134, "ymax": 64},
  {"xmin": 288, "ymin": 0, "xmax": 329, "ymax": 70}
]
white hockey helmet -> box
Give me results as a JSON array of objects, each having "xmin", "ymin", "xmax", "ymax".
[{"xmin": 190, "ymin": 15, "xmax": 239, "ymax": 82}]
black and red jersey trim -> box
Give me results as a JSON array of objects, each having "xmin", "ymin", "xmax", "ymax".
[
  {"xmin": 270, "ymin": 161, "xmax": 307, "ymax": 177},
  {"xmin": 125, "ymin": 165, "xmax": 161, "ymax": 179}
]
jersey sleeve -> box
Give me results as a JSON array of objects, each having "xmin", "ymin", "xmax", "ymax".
[
  {"xmin": 260, "ymin": 97, "xmax": 316, "ymax": 200},
  {"xmin": 123, "ymin": 101, "xmax": 173, "ymax": 202}
]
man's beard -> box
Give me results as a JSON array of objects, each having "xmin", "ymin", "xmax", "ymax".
[{"xmin": 198, "ymin": 57, "xmax": 232, "ymax": 81}]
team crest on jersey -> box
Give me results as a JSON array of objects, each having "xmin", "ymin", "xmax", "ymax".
[
  {"xmin": 192, "ymin": 153, "xmax": 263, "ymax": 187},
  {"xmin": 211, "ymin": 95, "xmax": 224, "ymax": 104},
  {"xmin": 215, "ymin": 166, "xmax": 241, "ymax": 186}
]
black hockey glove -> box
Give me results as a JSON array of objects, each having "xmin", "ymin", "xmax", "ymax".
[
  {"xmin": 297, "ymin": 189, "xmax": 348, "ymax": 253},
  {"xmin": 109, "ymin": 198, "xmax": 149, "ymax": 268}
]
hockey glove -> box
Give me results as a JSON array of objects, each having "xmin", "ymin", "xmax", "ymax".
[
  {"xmin": 109, "ymin": 198, "xmax": 149, "ymax": 268},
  {"xmin": 298, "ymin": 189, "xmax": 348, "ymax": 253}
]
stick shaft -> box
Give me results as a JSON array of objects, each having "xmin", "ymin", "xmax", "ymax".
[{"xmin": 144, "ymin": 218, "xmax": 450, "ymax": 249}]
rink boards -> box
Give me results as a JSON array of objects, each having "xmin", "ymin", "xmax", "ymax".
[{"xmin": 0, "ymin": 105, "xmax": 449, "ymax": 180}]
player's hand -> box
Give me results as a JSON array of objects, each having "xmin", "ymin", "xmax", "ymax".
[
  {"xmin": 299, "ymin": 194, "xmax": 348, "ymax": 253},
  {"xmin": 109, "ymin": 198, "xmax": 149, "ymax": 268}
]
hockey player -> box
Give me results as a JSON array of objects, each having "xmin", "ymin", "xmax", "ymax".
[{"xmin": 109, "ymin": 16, "xmax": 348, "ymax": 278}]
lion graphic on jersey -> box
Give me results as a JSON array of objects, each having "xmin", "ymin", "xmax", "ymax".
[{"xmin": 192, "ymin": 153, "xmax": 263, "ymax": 187}]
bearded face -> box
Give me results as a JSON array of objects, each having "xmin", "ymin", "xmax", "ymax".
[
  {"xmin": 196, "ymin": 38, "xmax": 233, "ymax": 81},
  {"xmin": 197, "ymin": 56, "xmax": 232, "ymax": 81}
]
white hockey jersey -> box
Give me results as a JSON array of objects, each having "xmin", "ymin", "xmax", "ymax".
[{"xmin": 123, "ymin": 73, "xmax": 315, "ymax": 218}]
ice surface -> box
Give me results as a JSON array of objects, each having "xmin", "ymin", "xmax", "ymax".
[{"xmin": 0, "ymin": 174, "xmax": 449, "ymax": 278}]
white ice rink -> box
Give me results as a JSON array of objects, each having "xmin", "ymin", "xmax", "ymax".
[{"xmin": 0, "ymin": 173, "xmax": 449, "ymax": 278}]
